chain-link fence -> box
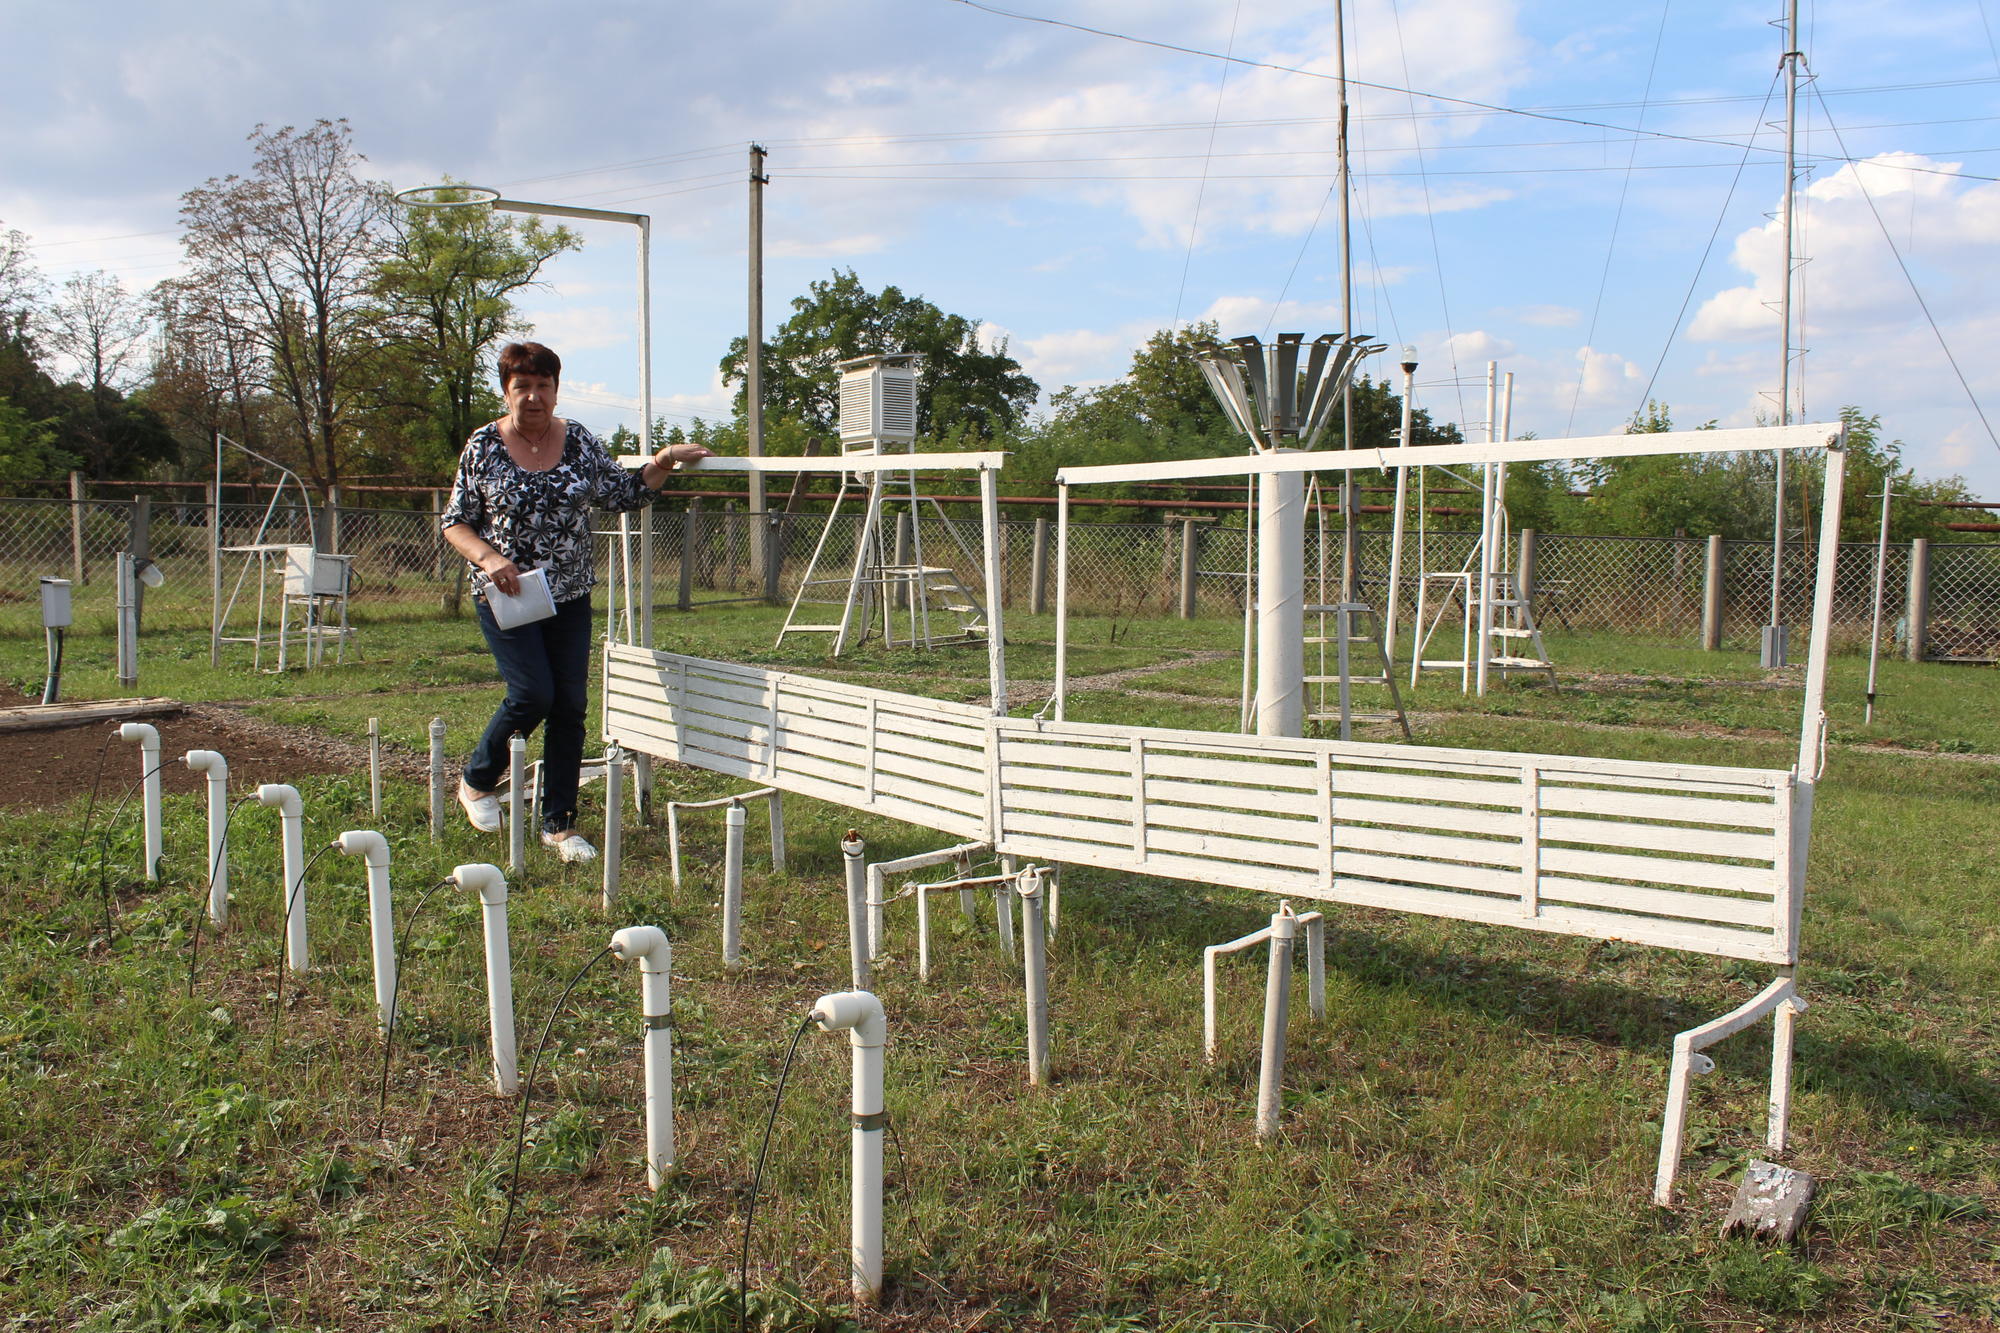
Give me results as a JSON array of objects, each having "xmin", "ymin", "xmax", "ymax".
[{"xmin": 2, "ymin": 493, "xmax": 1994, "ymax": 659}]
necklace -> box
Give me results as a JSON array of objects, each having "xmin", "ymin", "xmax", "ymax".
[{"xmin": 515, "ymin": 417, "xmax": 558, "ymax": 455}]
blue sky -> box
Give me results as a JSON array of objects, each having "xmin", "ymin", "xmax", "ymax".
[{"xmin": 8, "ymin": 0, "xmax": 2000, "ymax": 496}]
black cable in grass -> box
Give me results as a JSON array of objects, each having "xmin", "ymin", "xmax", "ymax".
[
  {"xmin": 187, "ymin": 793, "xmax": 262, "ymax": 997},
  {"xmin": 491, "ymin": 943, "xmax": 617, "ymax": 1269},
  {"xmin": 267, "ymin": 841, "xmax": 339, "ymax": 1061},
  {"xmin": 883, "ymin": 1112, "xmax": 933, "ymax": 1255},
  {"xmin": 740, "ymin": 1010, "xmax": 819, "ymax": 1333},
  {"xmin": 84, "ymin": 758, "xmax": 175, "ymax": 944},
  {"xmin": 58, "ymin": 727, "xmax": 126, "ymax": 939},
  {"xmin": 375, "ymin": 875, "xmax": 459, "ymax": 1134}
]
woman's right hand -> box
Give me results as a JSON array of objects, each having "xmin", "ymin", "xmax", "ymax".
[{"xmin": 482, "ymin": 553, "xmax": 524, "ymax": 596}]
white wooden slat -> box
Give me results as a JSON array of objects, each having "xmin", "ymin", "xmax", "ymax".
[
  {"xmin": 997, "ymin": 828, "xmax": 1317, "ymax": 895},
  {"xmin": 1538, "ymin": 845, "xmax": 1780, "ymax": 896},
  {"xmin": 1333, "ymin": 796, "xmax": 1522, "ymax": 838},
  {"xmin": 1000, "ymin": 809, "xmax": 1139, "ymax": 852},
  {"xmin": 1329, "ymin": 848, "xmax": 1527, "ymax": 899},
  {"xmin": 1331, "ymin": 767, "xmax": 1530, "ymax": 807},
  {"xmin": 1137, "ymin": 750, "xmax": 1324, "ymax": 791},
  {"xmin": 1144, "ymin": 824, "xmax": 1324, "ymax": 870},
  {"xmin": 1336, "ymin": 823, "xmax": 1522, "ymax": 868},
  {"xmin": 1004, "ymin": 765, "xmax": 1139, "ymax": 799},
  {"xmin": 675, "ymin": 671, "xmax": 778, "ymax": 711},
  {"xmin": 1536, "ymin": 785, "xmax": 1781, "ymax": 829},
  {"xmin": 1144, "ymin": 776, "xmax": 1323, "ymax": 818},
  {"xmin": 1003, "ymin": 786, "xmax": 1138, "ymax": 829},
  {"xmin": 1146, "ymin": 801, "xmax": 1322, "ymax": 847},
  {"xmin": 998, "ymin": 737, "xmax": 1144, "ymax": 776},
  {"xmin": 676, "ymin": 688, "xmax": 785, "ymax": 734},
  {"xmin": 1536, "ymin": 875, "xmax": 1777, "ymax": 929},
  {"xmin": 1539, "ymin": 815, "xmax": 1776, "ymax": 861},
  {"xmin": 1537, "ymin": 769, "xmax": 1782, "ymax": 798}
]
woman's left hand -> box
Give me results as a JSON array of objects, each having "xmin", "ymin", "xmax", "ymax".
[{"xmin": 653, "ymin": 442, "xmax": 715, "ymax": 470}]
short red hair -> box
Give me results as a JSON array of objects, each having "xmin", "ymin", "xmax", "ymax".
[{"xmin": 497, "ymin": 341, "xmax": 562, "ymax": 391}]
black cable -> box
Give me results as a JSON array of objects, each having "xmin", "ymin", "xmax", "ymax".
[
  {"xmin": 62, "ymin": 728, "xmax": 121, "ymax": 930},
  {"xmin": 492, "ymin": 944, "xmax": 617, "ymax": 1268},
  {"xmin": 87, "ymin": 759, "xmax": 174, "ymax": 944},
  {"xmin": 186, "ymin": 793, "xmax": 261, "ymax": 996},
  {"xmin": 40, "ymin": 628, "xmax": 62, "ymax": 705},
  {"xmin": 741, "ymin": 1011, "xmax": 820, "ymax": 1333},
  {"xmin": 375, "ymin": 876, "xmax": 459, "ymax": 1133},
  {"xmin": 883, "ymin": 1112, "xmax": 932, "ymax": 1255},
  {"xmin": 267, "ymin": 842, "xmax": 338, "ymax": 1061}
]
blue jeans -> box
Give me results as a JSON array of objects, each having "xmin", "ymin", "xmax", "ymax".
[{"xmin": 466, "ymin": 594, "xmax": 594, "ymax": 835}]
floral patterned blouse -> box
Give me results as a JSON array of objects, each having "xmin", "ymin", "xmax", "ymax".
[{"xmin": 440, "ymin": 420, "xmax": 661, "ymax": 604}]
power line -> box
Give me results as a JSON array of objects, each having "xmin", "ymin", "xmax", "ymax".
[{"xmin": 1171, "ymin": 0, "xmax": 1242, "ymax": 331}]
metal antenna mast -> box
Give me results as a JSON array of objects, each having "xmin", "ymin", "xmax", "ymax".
[
  {"xmin": 1764, "ymin": 0, "xmax": 1803, "ymax": 667},
  {"xmin": 1334, "ymin": 0, "xmax": 1358, "ymax": 599}
]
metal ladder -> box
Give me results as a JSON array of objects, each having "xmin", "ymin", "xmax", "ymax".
[
  {"xmin": 1305, "ymin": 601, "xmax": 1412, "ymax": 741},
  {"xmin": 1481, "ymin": 572, "xmax": 1557, "ymax": 687}
]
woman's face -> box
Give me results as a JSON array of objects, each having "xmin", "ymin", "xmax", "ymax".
[{"xmin": 504, "ymin": 372, "xmax": 559, "ymax": 427}]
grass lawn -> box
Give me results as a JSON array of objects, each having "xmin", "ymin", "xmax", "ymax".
[{"xmin": 0, "ymin": 603, "xmax": 1995, "ymax": 1330}]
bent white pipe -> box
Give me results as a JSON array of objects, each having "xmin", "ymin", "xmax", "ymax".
[
  {"xmin": 428, "ymin": 717, "xmax": 446, "ymax": 841},
  {"xmin": 602, "ymin": 745, "xmax": 625, "ymax": 914},
  {"xmin": 722, "ymin": 800, "xmax": 746, "ymax": 967},
  {"xmin": 452, "ymin": 863, "xmax": 519, "ymax": 1095},
  {"xmin": 118, "ymin": 722, "xmax": 162, "ymax": 881},
  {"xmin": 609, "ymin": 925, "xmax": 675, "ymax": 1188},
  {"xmin": 1019, "ymin": 867, "xmax": 1050, "ymax": 1086},
  {"xmin": 866, "ymin": 840, "xmax": 987, "ymax": 966},
  {"xmin": 842, "ymin": 833, "xmax": 867, "ymax": 988},
  {"xmin": 1256, "ymin": 903, "xmax": 1298, "ymax": 1140},
  {"xmin": 183, "ymin": 749, "xmax": 229, "ymax": 926},
  {"xmin": 812, "ymin": 989, "xmax": 886, "ymax": 1306},
  {"xmin": 507, "ymin": 735, "xmax": 526, "ymax": 873},
  {"xmin": 336, "ymin": 830, "xmax": 396, "ymax": 1030},
  {"xmin": 255, "ymin": 783, "xmax": 308, "ymax": 971}
]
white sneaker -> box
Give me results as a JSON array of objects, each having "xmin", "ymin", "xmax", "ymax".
[
  {"xmin": 541, "ymin": 829, "xmax": 597, "ymax": 863},
  {"xmin": 458, "ymin": 781, "xmax": 502, "ymax": 833}
]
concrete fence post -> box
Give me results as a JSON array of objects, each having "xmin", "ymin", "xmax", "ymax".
[
  {"xmin": 1516, "ymin": 528, "xmax": 1538, "ymax": 610},
  {"xmin": 678, "ymin": 497, "xmax": 701, "ymax": 611},
  {"xmin": 129, "ymin": 495, "xmax": 152, "ymax": 628},
  {"xmin": 1907, "ymin": 537, "xmax": 1930, "ymax": 662},
  {"xmin": 69, "ymin": 471, "xmax": 86, "ymax": 585},
  {"xmin": 328, "ymin": 485, "xmax": 343, "ymax": 554},
  {"xmin": 1179, "ymin": 518, "xmax": 1198, "ymax": 619},
  {"xmin": 1030, "ymin": 516, "xmax": 1050, "ymax": 616},
  {"xmin": 1702, "ymin": 534, "xmax": 1725, "ymax": 651}
]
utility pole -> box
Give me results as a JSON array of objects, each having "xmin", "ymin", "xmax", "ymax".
[
  {"xmin": 748, "ymin": 143, "xmax": 770, "ymax": 595},
  {"xmin": 1334, "ymin": 0, "xmax": 1358, "ymax": 600},
  {"xmin": 1764, "ymin": 0, "xmax": 1802, "ymax": 668}
]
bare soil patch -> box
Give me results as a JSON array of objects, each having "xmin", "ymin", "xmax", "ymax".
[{"xmin": 0, "ymin": 693, "xmax": 428, "ymax": 811}]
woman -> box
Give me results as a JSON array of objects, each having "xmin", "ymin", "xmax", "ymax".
[{"xmin": 441, "ymin": 340, "xmax": 712, "ymax": 862}]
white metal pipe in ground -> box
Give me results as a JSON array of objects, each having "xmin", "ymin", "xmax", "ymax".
[
  {"xmin": 255, "ymin": 784, "xmax": 309, "ymax": 971},
  {"xmin": 842, "ymin": 832, "xmax": 868, "ymax": 988},
  {"xmin": 958, "ymin": 848, "xmax": 977, "ymax": 922},
  {"xmin": 913, "ymin": 871, "xmax": 1019, "ymax": 981},
  {"xmin": 994, "ymin": 856, "xmax": 1017, "ymax": 963},
  {"xmin": 118, "ymin": 722, "xmax": 163, "ymax": 880},
  {"xmin": 1384, "ymin": 357, "xmax": 1416, "ymax": 670},
  {"xmin": 1256, "ymin": 903, "xmax": 1299, "ymax": 1140},
  {"xmin": 811, "ymin": 989, "xmax": 886, "ymax": 1306},
  {"xmin": 602, "ymin": 744, "xmax": 624, "ymax": 914},
  {"xmin": 609, "ymin": 925, "xmax": 676, "ymax": 1188},
  {"xmin": 1019, "ymin": 867, "xmax": 1050, "ymax": 1086},
  {"xmin": 183, "ymin": 749, "xmax": 229, "ymax": 926},
  {"xmin": 865, "ymin": 841, "xmax": 988, "ymax": 965},
  {"xmin": 766, "ymin": 790, "xmax": 787, "ymax": 873},
  {"xmin": 336, "ymin": 830, "xmax": 396, "ymax": 1030},
  {"xmin": 1256, "ymin": 465, "xmax": 1306, "ymax": 737},
  {"xmin": 428, "ymin": 717, "xmax": 446, "ymax": 841},
  {"xmin": 722, "ymin": 800, "xmax": 746, "ymax": 967},
  {"xmin": 666, "ymin": 802, "xmax": 683, "ymax": 887},
  {"xmin": 1204, "ymin": 906, "xmax": 1324, "ymax": 1068},
  {"xmin": 507, "ymin": 735, "xmax": 526, "ymax": 873},
  {"xmin": 367, "ymin": 717, "xmax": 381, "ymax": 818},
  {"xmin": 452, "ymin": 863, "xmax": 518, "ymax": 1095}
]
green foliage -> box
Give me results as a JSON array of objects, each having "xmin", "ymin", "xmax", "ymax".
[
  {"xmin": 370, "ymin": 183, "xmax": 581, "ymax": 478},
  {"xmin": 625, "ymin": 1251, "xmax": 859, "ymax": 1331},
  {"xmin": 109, "ymin": 1197, "xmax": 289, "ymax": 1264},
  {"xmin": 719, "ymin": 268, "xmax": 1037, "ymax": 440},
  {"xmin": 79, "ymin": 1281, "xmax": 277, "ymax": 1332},
  {"xmin": 1706, "ymin": 1244, "xmax": 1838, "ymax": 1315}
]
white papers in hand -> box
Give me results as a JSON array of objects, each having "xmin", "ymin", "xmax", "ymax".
[{"xmin": 486, "ymin": 566, "xmax": 557, "ymax": 629}]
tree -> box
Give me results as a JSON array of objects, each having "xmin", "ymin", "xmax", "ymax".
[
  {"xmin": 178, "ymin": 120, "xmax": 390, "ymax": 492},
  {"xmin": 369, "ymin": 189, "xmax": 580, "ymax": 476},
  {"xmin": 719, "ymin": 269, "xmax": 1037, "ymax": 440}
]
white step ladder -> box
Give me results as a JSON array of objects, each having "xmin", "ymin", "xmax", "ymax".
[{"xmin": 1305, "ymin": 601, "xmax": 1412, "ymax": 741}]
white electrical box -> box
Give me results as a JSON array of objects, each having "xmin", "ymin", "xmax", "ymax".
[
  {"xmin": 284, "ymin": 546, "xmax": 353, "ymax": 598},
  {"xmin": 39, "ymin": 577, "xmax": 72, "ymax": 629},
  {"xmin": 836, "ymin": 353, "xmax": 922, "ymax": 446}
]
